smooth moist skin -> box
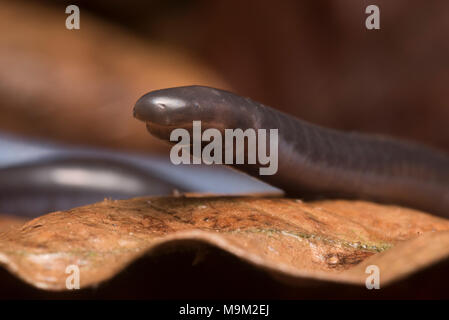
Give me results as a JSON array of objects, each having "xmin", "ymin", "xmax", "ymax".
[{"xmin": 134, "ymin": 85, "xmax": 449, "ymax": 217}]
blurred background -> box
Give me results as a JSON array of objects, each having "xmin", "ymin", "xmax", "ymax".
[
  {"xmin": 1, "ymin": 0, "xmax": 449, "ymax": 300},
  {"xmin": 2, "ymin": 0, "xmax": 448, "ymax": 150},
  {"xmin": 0, "ymin": 0, "xmax": 448, "ymax": 215}
]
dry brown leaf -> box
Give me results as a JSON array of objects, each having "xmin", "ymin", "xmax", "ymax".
[
  {"xmin": 1, "ymin": 195, "xmax": 449, "ymax": 291},
  {"xmin": 0, "ymin": 215, "xmax": 26, "ymax": 234}
]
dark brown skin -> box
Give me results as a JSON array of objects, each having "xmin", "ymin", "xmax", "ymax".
[{"xmin": 134, "ymin": 85, "xmax": 449, "ymax": 217}]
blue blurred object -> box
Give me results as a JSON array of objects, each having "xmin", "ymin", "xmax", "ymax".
[{"xmin": 0, "ymin": 132, "xmax": 278, "ymax": 216}]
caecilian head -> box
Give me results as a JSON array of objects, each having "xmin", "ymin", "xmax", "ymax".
[
  {"xmin": 133, "ymin": 86, "xmax": 226, "ymax": 126},
  {"xmin": 133, "ymin": 86, "xmax": 257, "ymax": 138}
]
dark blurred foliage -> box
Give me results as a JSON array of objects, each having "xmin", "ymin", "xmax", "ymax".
[{"xmin": 35, "ymin": 0, "xmax": 449, "ymax": 152}]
